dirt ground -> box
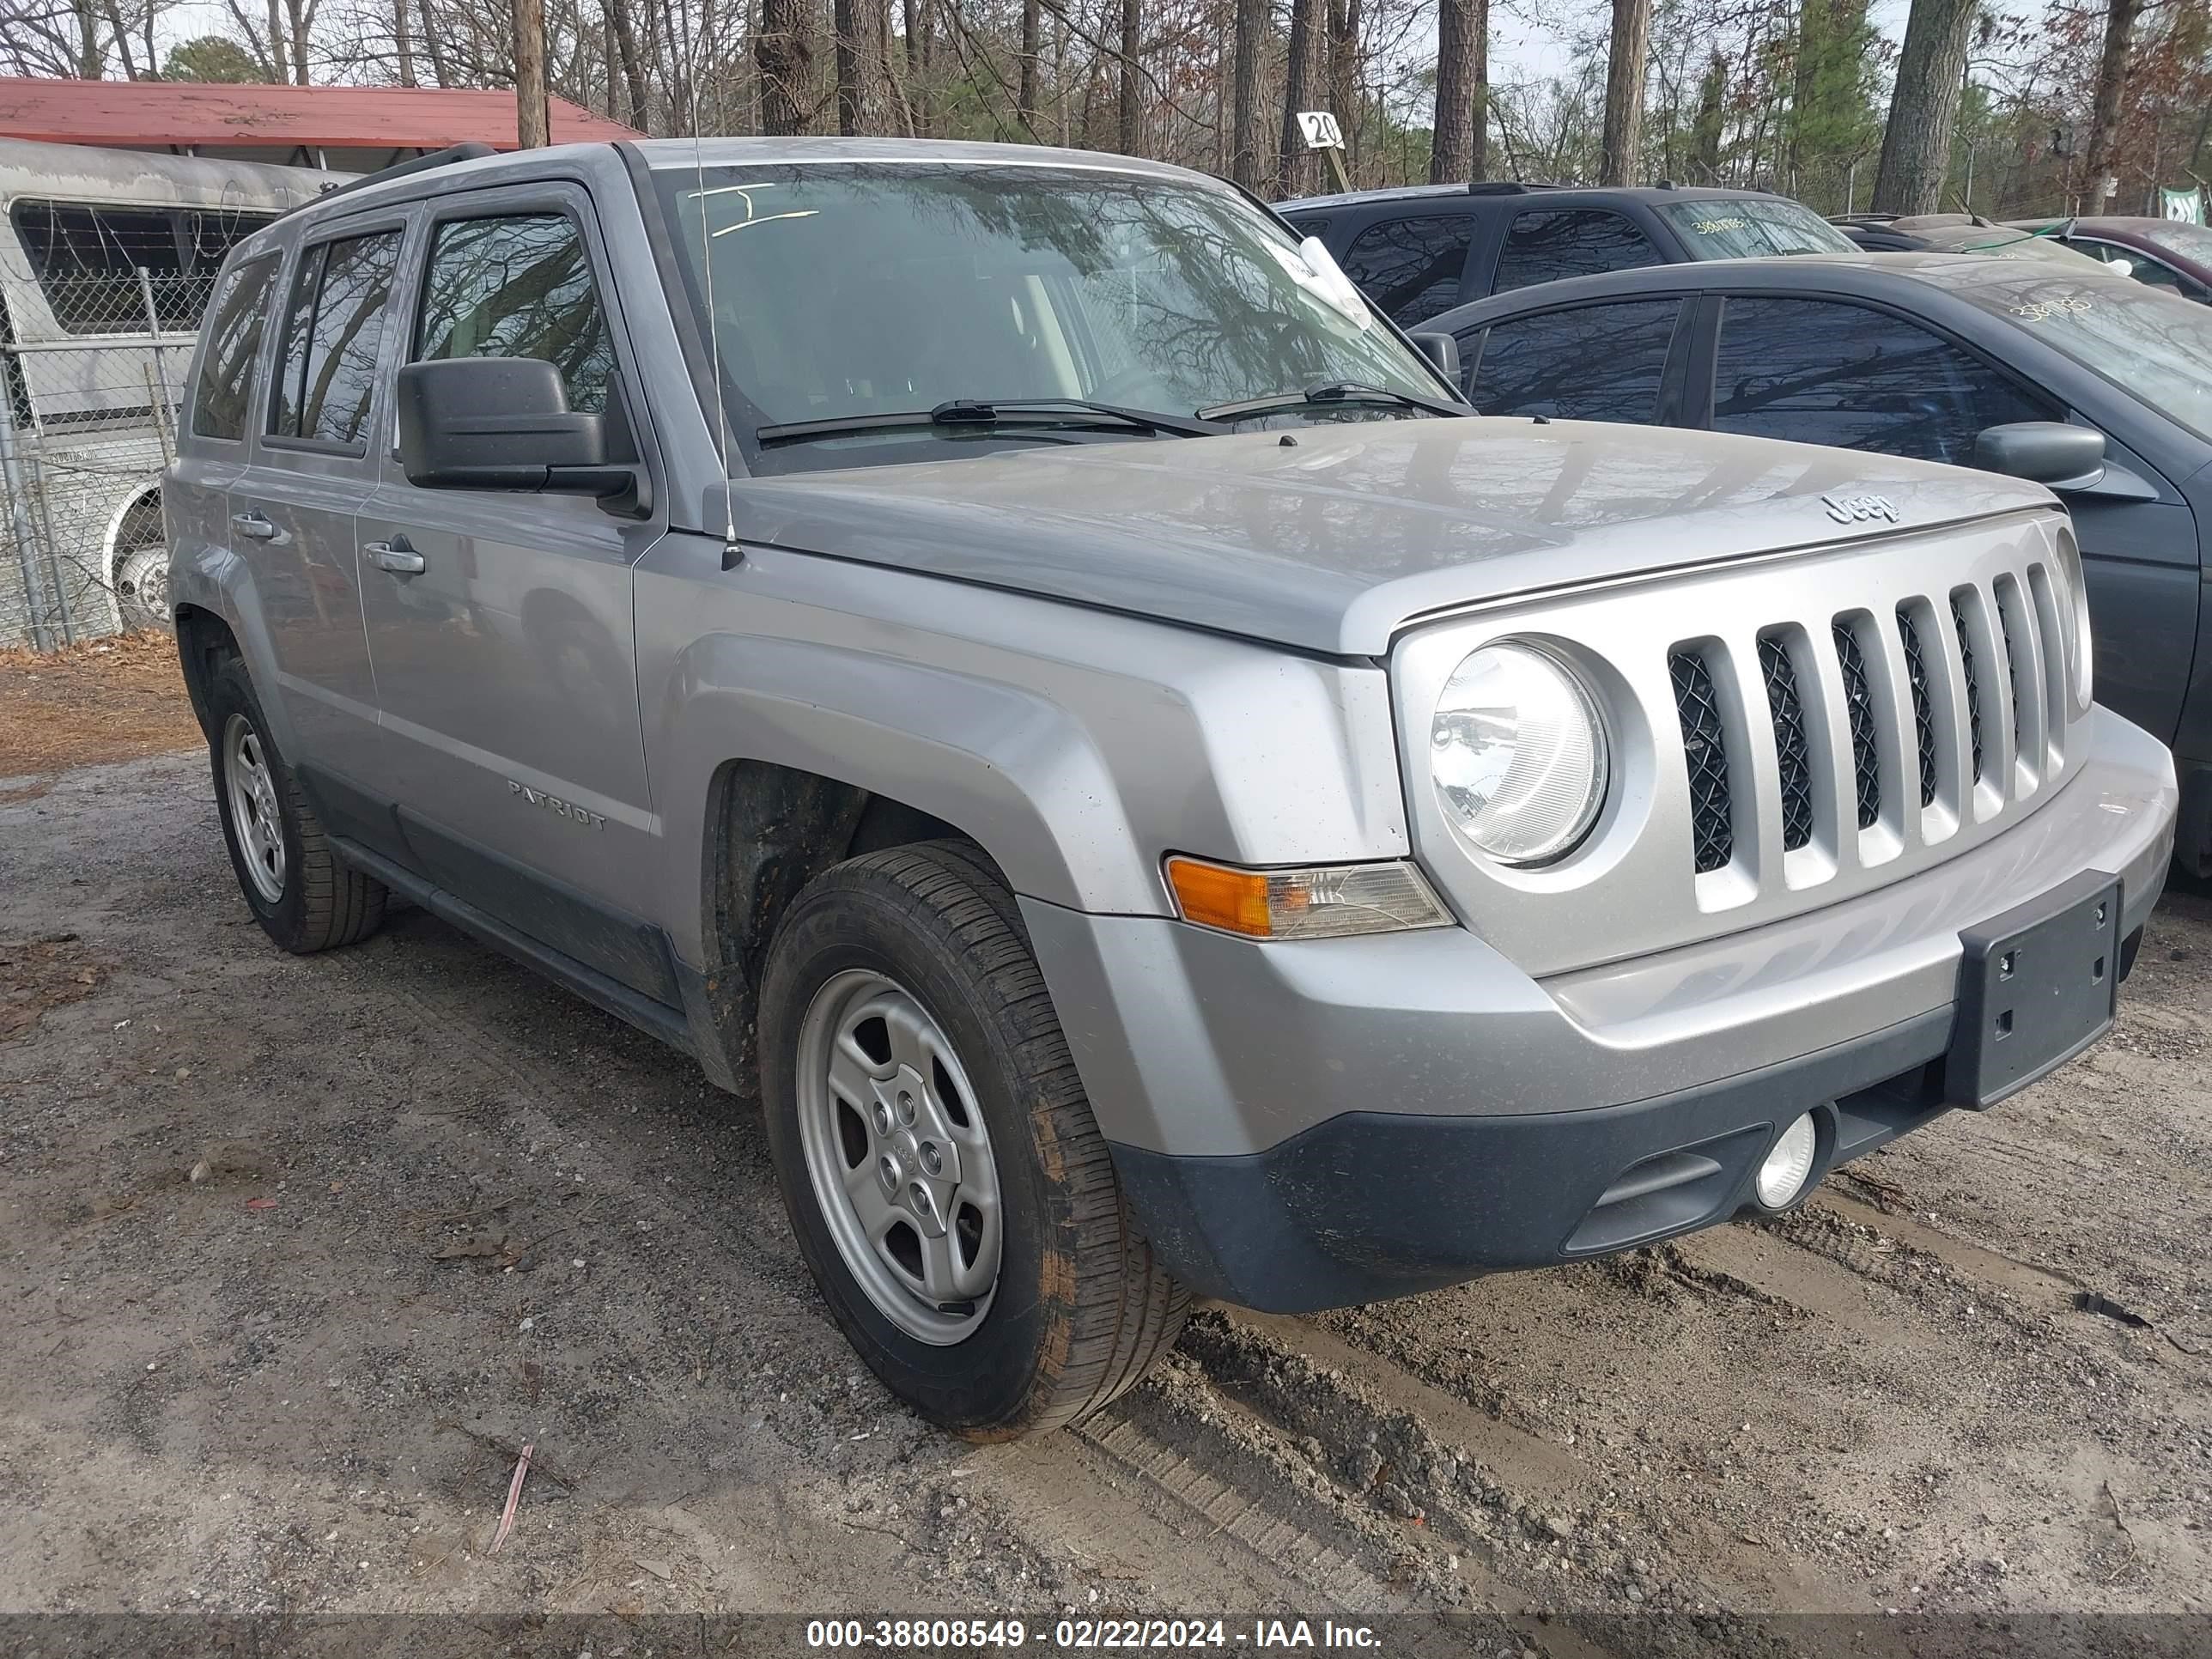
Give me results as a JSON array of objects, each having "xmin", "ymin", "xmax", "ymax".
[
  {"xmin": 1, "ymin": 665, "xmax": 2208, "ymax": 1650},
  {"xmin": 0, "ymin": 632, "xmax": 201, "ymax": 789}
]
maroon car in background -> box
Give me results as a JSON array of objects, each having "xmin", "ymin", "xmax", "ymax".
[{"xmin": 2011, "ymin": 216, "xmax": 2212, "ymax": 301}]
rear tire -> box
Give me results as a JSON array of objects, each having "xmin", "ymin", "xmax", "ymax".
[
  {"xmin": 206, "ymin": 656, "xmax": 386, "ymax": 954},
  {"xmin": 760, "ymin": 842, "xmax": 1188, "ymax": 1439}
]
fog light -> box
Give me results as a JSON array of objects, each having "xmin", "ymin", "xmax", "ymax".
[{"xmin": 1755, "ymin": 1114, "xmax": 1819, "ymax": 1207}]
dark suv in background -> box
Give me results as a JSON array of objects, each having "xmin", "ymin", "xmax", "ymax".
[{"xmin": 1278, "ymin": 181, "xmax": 1856, "ymax": 328}]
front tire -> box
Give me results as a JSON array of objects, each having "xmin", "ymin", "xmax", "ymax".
[
  {"xmin": 207, "ymin": 656, "xmax": 386, "ymax": 954},
  {"xmin": 760, "ymin": 842, "xmax": 1188, "ymax": 1439}
]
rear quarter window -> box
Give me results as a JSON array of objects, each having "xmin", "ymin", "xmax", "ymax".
[
  {"xmin": 1338, "ymin": 214, "xmax": 1476, "ymax": 325},
  {"xmin": 190, "ymin": 254, "xmax": 280, "ymax": 441}
]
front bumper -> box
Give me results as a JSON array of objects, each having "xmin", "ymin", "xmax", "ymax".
[{"xmin": 1022, "ymin": 707, "xmax": 2177, "ymax": 1312}]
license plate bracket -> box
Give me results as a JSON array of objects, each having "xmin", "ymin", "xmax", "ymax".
[{"xmin": 1945, "ymin": 871, "xmax": 2122, "ymax": 1110}]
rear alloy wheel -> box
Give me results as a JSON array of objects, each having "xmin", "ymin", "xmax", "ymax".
[
  {"xmin": 206, "ymin": 655, "xmax": 387, "ymax": 954},
  {"xmin": 761, "ymin": 842, "xmax": 1188, "ymax": 1438}
]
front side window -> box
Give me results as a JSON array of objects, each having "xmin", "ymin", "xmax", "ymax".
[
  {"xmin": 1654, "ymin": 199, "xmax": 1856, "ymax": 259},
  {"xmin": 270, "ymin": 229, "xmax": 404, "ymax": 447},
  {"xmin": 1338, "ymin": 214, "xmax": 1475, "ymax": 325},
  {"xmin": 191, "ymin": 254, "xmax": 279, "ymax": 441},
  {"xmin": 1464, "ymin": 300, "xmax": 1682, "ymax": 422},
  {"xmin": 415, "ymin": 213, "xmax": 614, "ymax": 413},
  {"xmin": 1492, "ymin": 209, "xmax": 1662, "ymax": 295},
  {"xmin": 1711, "ymin": 296, "xmax": 2051, "ymax": 465},
  {"xmin": 655, "ymin": 163, "xmax": 1442, "ymax": 471}
]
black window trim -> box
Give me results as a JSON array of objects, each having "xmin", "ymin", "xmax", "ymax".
[
  {"xmin": 187, "ymin": 248, "xmax": 283, "ymax": 444},
  {"xmin": 1681, "ymin": 288, "xmax": 2068, "ymax": 434},
  {"xmin": 261, "ymin": 209, "xmax": 414, "ymax": 459}
]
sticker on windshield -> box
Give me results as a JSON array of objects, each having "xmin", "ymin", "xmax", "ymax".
[
  {"xmin": 1691, "ymin": 216, "xmax": 1751, "ymax": 234},
  {"xmin": 2010, "ymin": 296, "xmax": 2095, "ymax": 321}
]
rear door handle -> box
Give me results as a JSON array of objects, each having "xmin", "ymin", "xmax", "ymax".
[
  {"xmin": 230, "ymin": 511, "xmax": 277, "ymax": 541},
  {"xmin": 364, "ymin": 538, "xmax": 426, "ymax": 575}
]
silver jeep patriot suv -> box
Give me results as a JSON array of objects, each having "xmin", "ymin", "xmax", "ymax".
[{"xmin": 167, "ymin": 138, "xmax": 2178, "ymax": 1438}]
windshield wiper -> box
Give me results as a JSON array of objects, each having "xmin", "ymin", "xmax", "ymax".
[
  {"xmin": 1195, "ymin": 380, "xmax": 1468, "ymax": 422},
  {"xmin": 757, "ymin": 397, "xmax": 1223, "ymax": 447}
]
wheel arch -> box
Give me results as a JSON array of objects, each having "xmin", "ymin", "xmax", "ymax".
[
  {"xmin": 173, "ymin": 603, "xmax": 241, "ymax": 744},
  {"xmin": 686, "ymin": 757, "xmax": 1016, "ymax": 1091}
]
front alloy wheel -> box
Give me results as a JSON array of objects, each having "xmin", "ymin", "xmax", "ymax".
[
  {"xmin": 797, "ymin": 969, "xmax": 1002, "ymax": 1343},
  {"xmin": 759, "ymin": 842, "xmax": 1189, "ymax": 1437}
]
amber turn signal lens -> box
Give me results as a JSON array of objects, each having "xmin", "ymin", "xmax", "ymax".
[
  {"xmin": 1164, "ymin": 856, "xmax": 1275, "ymax": 937},
  {"xmin": 1164, "ymin": 856, "xmax": 1451, "ymax": 941}
]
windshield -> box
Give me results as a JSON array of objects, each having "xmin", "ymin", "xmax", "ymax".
[
  {"xmin": 1934, "ymin": 265, "xmax": 2212, "ymax": 441},
  {"xmin": 1656, "ymin": 199, "xmax": 1856, "ymax": 258},
  {"xmin": 1927, "ymin": 228, "xmax": 2118, "ymax": 272},
  {"xmin": 653, "ymin": 163, "xmax": 1442, "ymax": 465},
  {"xmin": 2138, "ymin": 220, "xmax": 2212, "ymax": 264}
]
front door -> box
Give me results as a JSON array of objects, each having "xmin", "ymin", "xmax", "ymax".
[
  {"xmin": 228, "ymin": 216, "xmax": 408, "ymax": 787},
  {"xmin": 352, "ymin": 186, "xmax": 669, "ymax": 995}
]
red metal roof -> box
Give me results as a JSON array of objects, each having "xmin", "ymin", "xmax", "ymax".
[{"xmin": 0, "ymin": 78, "xmax": 641, "ymax": 152}]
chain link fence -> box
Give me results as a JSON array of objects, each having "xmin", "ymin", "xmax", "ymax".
[{"xmin": 2, "ymin": 267, "xmax": 216, "ymax": 651}]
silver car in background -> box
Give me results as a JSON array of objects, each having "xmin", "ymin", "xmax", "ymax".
[{"xmin": 165, "ymin": 139, "xmax": 2176, "ymax": 1438}]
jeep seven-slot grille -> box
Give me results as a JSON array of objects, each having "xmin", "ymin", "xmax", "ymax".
[
  {"xmin": 1758, "ymin": 635, "xmax": 1815, "ymax": 851},
  {"xmin": 1668, "ymin": 648, "xmax": 1734, "ymax": 873},
  {"xmin": 1951, "ymin": 593, "xmax": 1985, "ymax": 781},
  {"xmin": 1898, "ymin": 608, "xmax": 1939, "ymax": 806},
  {"xmin": 1832, "ymin": 621, "xmax": 1881, "ymax": 830},
  {"xmin": 1668, "ymin": 566, "xmax": 2065, "ymax": 878}
]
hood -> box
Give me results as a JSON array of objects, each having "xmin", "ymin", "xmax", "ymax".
[{"xmin": 720, "ymin": 419, "xmax": 2057, "ymax": 657}]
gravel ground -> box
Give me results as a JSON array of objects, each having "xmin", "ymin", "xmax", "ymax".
[{"xmin": 1, "ymin": 745, "xmax": 2207, "ymax": 1651}]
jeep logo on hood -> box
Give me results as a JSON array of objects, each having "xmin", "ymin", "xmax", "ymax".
[{"xmin": 1821, "ymin": 493, "xmax": 1900, "ymax": 526}]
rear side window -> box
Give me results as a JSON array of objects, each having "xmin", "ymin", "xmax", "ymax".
[
  {"xmin": 1464, "ymin": 300, "xmax": 1682, "ymax": 422},
  {"xmin": 1338, "ymin": 214, "xmax": 1475, "ymax": 325},
  {"xmin": 190, "ymin": 254, "xmax": 280, "ymax": 441},
  {"xmin": 1492, "ymin": 209, "xmax": 1662, "ymax": 295},
  {"xmin": 1711, "ymin": 297, "xmax": 2053, "ymax": 465},
  {"xmin": 270, "ymin": 229, "xmax": 404, "ymax": 447},
  {"xmin": 415, "ymin": 213, "xmax": 614, "ymax": 413}
]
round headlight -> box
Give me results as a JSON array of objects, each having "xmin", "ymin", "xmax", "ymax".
[{"xmin": 1430, "ymin": 642, "xmax": 1608, "ymax": 866}]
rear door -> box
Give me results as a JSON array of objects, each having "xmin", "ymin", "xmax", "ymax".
[
  {"xmin": 352, "ymin": 183, "xmax": 670, "ymax": 994},
  {"xmin": 228, "ymin": 213, "xmax": 408, "ymax": 773}
]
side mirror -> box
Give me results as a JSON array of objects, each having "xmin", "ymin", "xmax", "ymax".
[
  {"xmin": 396, "ymin": 357, "xmax": 636, "ymax": 501},
  {"xmin": 1973, "ymin": 422, "xmax": 2106, "ymax": 489},
  {"xmin": 1409, "ymin": 331, "xmax": 1461, "ymax": 380}
]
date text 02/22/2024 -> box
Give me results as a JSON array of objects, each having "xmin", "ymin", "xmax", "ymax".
[{"xmin": 803, "ymin": 1620, "xmax": 1383, "ymax": 1650}]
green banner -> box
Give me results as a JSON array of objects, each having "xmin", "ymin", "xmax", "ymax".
[{"xmin": 2160, "ymin": 185, "xmax": 2203, "ymax": 223}]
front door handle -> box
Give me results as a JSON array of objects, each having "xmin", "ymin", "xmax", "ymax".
[
  {"xmin": 230, "ymin": 511, "xmax": 278, "ymax": 541},
  {"xmin": 364, "ymin": 538, "xmax": 426, "ymax": 575}
]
